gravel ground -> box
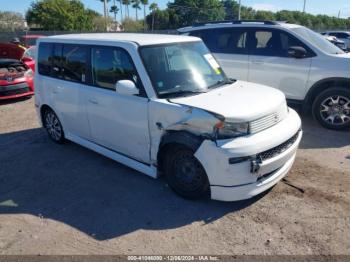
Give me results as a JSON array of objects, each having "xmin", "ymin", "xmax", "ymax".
[{"xmin": 0, "ymin": 97, "xmax": 349, "ymax": 255}]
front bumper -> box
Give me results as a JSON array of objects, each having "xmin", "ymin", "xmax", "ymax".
[
  {"xmin": 194, "ymin": 108, "xmax": 302, "ymax": 201},
  {"xmin": 0, "ymin": 82, "xmax": 34, "ymax": 100}
]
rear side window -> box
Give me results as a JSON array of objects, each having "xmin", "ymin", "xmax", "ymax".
[
  {"xmin": 38, "ymin": 43, "xmax": 52, "ymax": 76},
  {"xmin": 91, "ymin": 46, "xmax": 142, "ymax": 91},
  {"xmin": 190, "ymin": 28, "xmax": 248, "ymax": 54},
  {"xmin": 62, "ymin": 45, "xmax": 88, "ymax": 83}
]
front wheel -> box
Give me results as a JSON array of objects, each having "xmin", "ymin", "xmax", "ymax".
[
  {"xmin": 165, "ymin": 145, "xmax": 209, "ymax": 199},
  {"xmin": 312, "ymin": 87, "xmax": 350, "ymax": 130},
  {"xmin": 43, "ymin": 109, "xmax": 65, "ymax": 143}
]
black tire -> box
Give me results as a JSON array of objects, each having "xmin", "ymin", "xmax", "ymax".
[
  {"xmin": 164, "ymin": 145, "xmax": 209, "ymax": 199},
  {"xmin": 312, "ymin": 87, "xmax": 350, "ymax": 130},
  {"xmin": 43, "ymin": 109, "xmax": 65, "ymax": 144}
]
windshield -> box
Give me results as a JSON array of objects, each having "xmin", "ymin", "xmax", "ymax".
[
  {"xmin": 140, "ymin": 41, "xmax": 232, "ymax": 98},
  {"xmin": 290, "ymin": 27, "xmax": 345, "ymax": 54},
  {"xmin": 23, "ymin": 47, "xmax": 36, "ymax": 59}
]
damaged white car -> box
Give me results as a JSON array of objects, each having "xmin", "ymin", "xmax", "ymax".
[{"xmin": 35, "ymin": 34, "xmax": 302, "ymax": 201}]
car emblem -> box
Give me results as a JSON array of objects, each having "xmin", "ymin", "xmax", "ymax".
[{"xmin": 6, "ymin": 76, "xmax": 13, "ymax": 82}]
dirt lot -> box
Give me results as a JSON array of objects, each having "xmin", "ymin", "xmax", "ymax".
[{"xmin": 0, "ymin": 97, "xmax": 349, "ymax": 255}]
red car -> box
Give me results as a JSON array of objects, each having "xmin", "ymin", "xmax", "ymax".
[
  {"xmin": 22, "ymin": 46, "xmax": 36, "ymax": 72},
  {"xmin": 20, "ymin": 35, "xmax": 44, "ymax": 48},
  {"xmin": 0, "ymin": 58, "xmax": 34, "ymax": 100}
]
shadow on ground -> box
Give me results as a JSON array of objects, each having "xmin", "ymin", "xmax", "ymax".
[
  {"xmin": 0, "ymin": 128, "xmax": 260, "ymax": 241},
  {"xmin": 299, "ymin": 116, "xmax": 350, "ymax": 150}
]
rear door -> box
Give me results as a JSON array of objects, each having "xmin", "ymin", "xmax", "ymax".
[
  {"xmin": 247, "ymin": 28, "xmax": 313, "ymax": 100},
  {"xmin": 189, "ymin": 28, "xmax": 250, "ymax": 81},
  {"xmin": 37, "ymin": 43, "xmax": 91, "ymax": 139}
]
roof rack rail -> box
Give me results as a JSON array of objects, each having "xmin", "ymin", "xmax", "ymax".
[{"xmin": 193, "ymin": 20, "xmax": 279, "ymax": 27}]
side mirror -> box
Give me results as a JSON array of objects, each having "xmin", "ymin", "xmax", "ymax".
[
  {"xmin": 288, "ymin": 46, "xmax": 307, "ymax": 59},
  {"xmin": 115, "ymin": 80, "xmax": 139, "ymax": 96}
]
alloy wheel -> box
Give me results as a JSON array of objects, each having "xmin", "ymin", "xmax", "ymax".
[
  {"xmin": 319, "ymin": 95, "xmax": 350, "ymax": 126},
  {"xmin": 45, "ymin": 111, "xmax": 62, "ymax": 141}
]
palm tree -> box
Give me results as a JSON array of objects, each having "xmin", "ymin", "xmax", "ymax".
[
  {"xmin": 132, "ymin": 0, "xmax": 141, "ymax": 21},
  {"xmin": 98, "ymin": 0, "xmax": 111, "ymax": 30},
  {"xmin": 149, "ymin": 2, "xmax": 158, "ymax": 31},
  {"xmin": 117, "ymin": 0, "xmax": 123, "ymax": 22},
  {"xmin": 110, "ymin": 2, "xmax": 119, "ymax": 22},
  {"xmin": 141, "ymin": 0, "xmax": 148, "ymax": 28},
  {"xmin": 122, "ymin": 0, "xmax": 130, "ymax": 19}
]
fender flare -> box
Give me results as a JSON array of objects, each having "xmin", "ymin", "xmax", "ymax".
[
  {"xmin": 302, "ymin": 77, "xmax": 350, "ymax": 112},
  {"xmin": 157, "ymin": 131, "xmax": 205, "ymax": 171}
]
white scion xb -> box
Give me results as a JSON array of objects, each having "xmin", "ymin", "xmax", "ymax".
[{"xmin": 35, "ymin": 33, "xmax": 302, "ymax": 201}]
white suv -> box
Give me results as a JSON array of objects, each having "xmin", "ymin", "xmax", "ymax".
[
  {"xmin": 35, "ymin": 33, "xmax": 301, "ymax": 201},
  {"xmin": 179, "ymin": 20, "xmax": 350, "ymax": 130}
]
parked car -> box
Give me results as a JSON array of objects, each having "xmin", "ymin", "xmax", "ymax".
[
  {"xmin": 0, "ymin": 43, "xmax": 36, "ymax": 72},
  {"xmin": 21, "ymin": 46, "xmax": 36, "ymax": 71},
  {"xmin": 20, "ymin": 34, "xmax": 44, "ymax": 48},
  {"xmin": 323, "ymin": 35, "xmax": 347, "ymax": 52},
  {"xmin": 0, "ymin": 43, "xmax": 25, "ymax": 60},
  {"xmin": 179, "ymin": 20, "xmax": 350, "ymax": 130},
  {"xmin": 0, "ymin": 58, "xmax": 34, "ymax": 100},
  {"xmin": 35, "ymin": 34, "xmax": 302, "ymax": 202},
  {"xmin": 321, "ymin": 31, "xmax": 350, "ymax": 51}
]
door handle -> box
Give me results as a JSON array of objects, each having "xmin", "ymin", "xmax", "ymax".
[
  {"xmin": 88, "ymin": 99, "xmax": 98, "ymax": 105},
  {"xmin": 52, "ymin": 86, "xmax": 63, "ymax": 94}
]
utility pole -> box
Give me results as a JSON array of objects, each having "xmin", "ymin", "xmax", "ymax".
[
  {"xmin": 338, "ymin": 9, "xmax": 341, "ymax": 18},
  {"xmin": 238, "ymin": 0, "xmax": 242, "ymax": 20},
  {"xmin": 303, "ymin": 0, "xmax": 306, "ymax": 13}
]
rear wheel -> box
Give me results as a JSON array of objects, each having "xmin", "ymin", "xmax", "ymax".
[
  {"xmin": 312, "ymin": 87, "xmax": 350, "ymax": 130},
  {"xmin": 165, "ymin": 145, "xmax": 209, "ymax": 199},
  {"xmin": 43, "ymin": 109, "xmax": 65, "ymax": 143}
]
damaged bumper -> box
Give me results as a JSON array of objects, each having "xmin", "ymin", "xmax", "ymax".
[{"xmin": 194, "ymin": 108, "xmax": 302, "ymax": 202}]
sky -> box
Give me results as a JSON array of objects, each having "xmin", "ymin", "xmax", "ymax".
[{"xmin": 2, "ymin": 0, "xmax": 350, "ymax": 20}]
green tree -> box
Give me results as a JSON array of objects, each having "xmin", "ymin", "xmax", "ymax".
[
  {"xmin": 117, "ymin": 0, "xmax": 123, "ymax": 21},
  {"xmin": 141, "ymin": 0, "xmax": 148, "ymax": 29},
  {"xmin": 167, "ymin": 0, "xmax": 225, "ymax": 27},
  {"xmin": 110, "ymin": 1, "xmax": 119, "ymax": 22},
  {"xmin": 122, "ymin": 0, "xmax": 131, "ymax": 19},
  {"xmin": 0, "ymin": 11, "xmax": 25, "ymax": 31},
  {"xmin": 122, "ymin": 17, "xmax": 143, "ymax": 31},
  {"xmin": 149, "ymin": 2, "xmax": 158, "ymax": 30},
  {"xmin": 132, "ymin": 0, "xmax": 141, "ymax": 21},
  {"xmin": 26, "ymin": 0, "xmax": 101, "ymax": 30}
]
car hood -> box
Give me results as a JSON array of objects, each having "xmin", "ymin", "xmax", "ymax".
[
  {"xmin": 0, "ymin": 43, "xmax": 25, "ymax": 60},
  {"xmin": 169, "ymin": 80, "xmax": 287, "ymax": 122}
]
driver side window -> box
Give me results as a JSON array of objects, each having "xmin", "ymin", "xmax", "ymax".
[
  {"xmin": 249, "ymin": 29, "xmax": 308, "ymax": 57},
  {"xmin": 91, "ymin": 46, "xmax": 141, "ymax": 92}
]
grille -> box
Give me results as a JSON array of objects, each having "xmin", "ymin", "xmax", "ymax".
[
  {"xmin": 257, "ymin": 131, "xmax": 300, "ymax": 161},
  {"xmin": 0, "ymin": 87, "xmax": 30, "ymax": 97},
  {"xmin": 249, "ymin": 104, "xmax": 288, "ymax": 134}
]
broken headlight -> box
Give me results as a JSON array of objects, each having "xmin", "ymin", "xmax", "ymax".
[{"xmin": 216, "ymin": 121, "xmax": 249, "ymax": 139}]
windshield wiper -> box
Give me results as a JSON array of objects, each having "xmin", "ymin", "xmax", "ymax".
[
  {"xmin": 159, "ymin": 89, "xmax": 207, "ymax": 98},
  {"xmin": 208, "ymin": 78, "xmax": 236, "ymax": 89}
]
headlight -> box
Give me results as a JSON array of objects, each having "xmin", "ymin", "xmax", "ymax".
[
  {"xmin": 24, "ymin": 69, "xmax": 33, "ymax": 77},
  {"xmin": 216, "ymin": 121, "xmax": 249, "ymax": 139}
]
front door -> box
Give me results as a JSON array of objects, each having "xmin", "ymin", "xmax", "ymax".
[
  {"xmin": 247, "ymin": 28, "xmax": 312, "ymax": 100},
  {"xmin": 83, "ymin": 46, "xmax": 150, "ymax": 163}
]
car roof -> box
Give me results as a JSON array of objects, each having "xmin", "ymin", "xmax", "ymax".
[
  {"xmin": 178, "ymin": 21, "xmax": 303, "ymax": 32},
  {"xmin": 39, "ymin": 33, "xmax": 200, "ymax": 46},
  {"xmin": 21, "ymin": 35, "xmax": 44, "ymax": 39}
]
